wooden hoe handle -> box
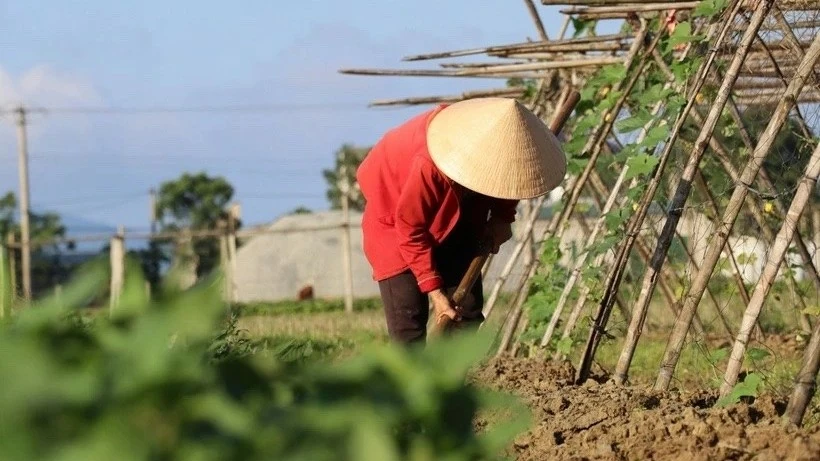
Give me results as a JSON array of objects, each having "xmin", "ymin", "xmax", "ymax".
[{"xmin": 432, "ymin": 90, "xmax": 581, "ymax": 335}]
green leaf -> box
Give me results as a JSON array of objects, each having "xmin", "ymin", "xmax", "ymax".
[
  {"xmin": 709, "ymin": 347, "xmax": 729, "ymax": 364},
  {"xmin": 604, "ymin": 209, "xmax": 630, "ymax": 231},
  {"xmin": 556, "ymin": 337, "xmax": 573, "ymax": 356},
  {"xmin": 637, "ymin": 84, "xmax": 673, "ymax": 106},
  {"xmin": 600, "ymin": 65, "xmax": 627, "ymax": 85},
  {"xmin": 802, "ymin": 304, "xmax": 820, "ymax": 317},
  {"xmin": 567, "ymin": 157, "xmax": 588, "ymax": 176},
  {"xmin": 668, "ymin": 22, "xmax": 704, "ymax": 48},
  {"xmin": 615, "ymin": 112, "xmax": 653, "ymax": 134},
  {"xmin": 348, "ymin": 421, "xmax": 400, "ymax": 461},
  {"xmin": 643, "ymin": 123, "xmax": 671, "ymax": 147},
  {"xmin": 571, "ymin": 17, "xmax": 595, "ymax": 38},
  {"xmin": 693, "ymin": 0, "xmax": 728, "ymax": 17},
  {"xmin": 746, "ymin": 347, "xmax": 771, "ymax": 362},
  {"xmin": 716, "ymin": 373, "xmax": 762, "ymax": 407},
  {"xmin": 625, "ymin": 154, "xmax": 660, "ymax": 180}
]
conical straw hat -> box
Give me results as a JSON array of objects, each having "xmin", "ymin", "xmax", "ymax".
[{"xmin": 426, "ymin": 97, "xmax": 566, "ymax": 200}]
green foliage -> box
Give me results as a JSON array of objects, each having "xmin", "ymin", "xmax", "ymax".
[
  {"xmin": 0, "ymin": 191, "xmax": 75, "ymax": 296},
  {"xmin": 716, "ymin": 373, "xmax": 762, "ymax": 407},
  {"xmin": 153, "ymin": 171, "xmax": 237, "ymax": 280},
  {"xmin": 571, "ymin": 18, "xmax": 597, "ymax": 38},
  {"xmin": 692, "ymin": 0, "xmax": 729, "ymax": 18},
  {"xmin": 506, "ymin": 77, "xmax": 538, "ymax": 101},
  {"xmin": 289, "ymin": 206, "xmax": 313, "ymax": 215},
  {"xmin": 235, "ymin": 297, "xmax": 382, "ymax": 317},
  {"xmin": 556, "ymin": 337, "xmax": 573, "ymax": 357},
  {"xmin": 0, "ymin": 257, "xmax": 530, "ymax": 460},
  {"xmin": 323, "ymin": 144, "xmax": 370, "ymax": 211},
  {"xmin": 746, "ymin": 347, "xmax": 771, "ymax": 362},
  {"xmin": 625, "ymin": 154, "xmax": 660, "ymax": 180},
  {"xmin": 156, "ymin": 172, "xmax": 236, "ymax": 230}
]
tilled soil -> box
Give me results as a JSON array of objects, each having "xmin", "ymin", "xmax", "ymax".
[{"xmin": 473, "ymin": 357, "xmax": 820, "ymax": 460}]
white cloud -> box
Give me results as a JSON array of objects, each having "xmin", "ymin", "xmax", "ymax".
[{"xmin": 0, "ymin": 64, "xmax": 102, "ymax": 108}]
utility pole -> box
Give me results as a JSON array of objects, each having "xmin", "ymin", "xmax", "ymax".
[
  {"xmin": 149, "ymin": 188, "xmax": 158, "ymax": 234},
  {"xmin": 227, "ymin": 202, "xmax": 240, "ymax": 303},
  {"xmin": 14, "ymin": 106, "xmax": 32, "ymax": 302},
  {"xmin": 339, "ymin": 149, "xmax": 355, "ymax": 314}
]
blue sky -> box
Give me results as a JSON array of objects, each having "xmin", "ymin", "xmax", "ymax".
[{"xmin": 0, "ymin": 0, "xmax": 617, "ymax": 235}]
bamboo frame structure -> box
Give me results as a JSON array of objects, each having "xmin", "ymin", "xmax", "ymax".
[
  {"xmin": 335, "ymin": 0, "xmax": 820, "ymax": 426},
  {"xmin": 575, "ymin": 0, "xmax": 746, "ymax": 384},
  {"xmin": 720, "ymin": 140, "xmax": 820, "ymax": 397},
  {"xmin": 618, "ymin": 0, "xmax": 773, "ymax": 387},
  {"xmin": 655, "ymin": 31, "xmax": 820, "ymax": 391}
]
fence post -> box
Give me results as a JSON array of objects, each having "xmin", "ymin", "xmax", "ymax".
[
  {"xmin": 339, "ymin": 150, "xmax": 355, "ymax": 314},
  {"xmin": 218, "ymin": 221, "xmax": 232, "ymax": 304},
  {"xmin": 0, "ymin": 239, "xmax": 9, "ymax": 319},
  {"xmin": 6, "ymin": 234, "xmax": 17, "ymax": 303},
  {"xmin": 228, "ymin": 203, "xmax": 240, "ymax": 304},
  {"xmin": 109, "ymin": 226, "xmax": 125, "ymax": 313},
  {"xmin": 54, "ymin": 285, "xmax": 62, "ymax": 309}
]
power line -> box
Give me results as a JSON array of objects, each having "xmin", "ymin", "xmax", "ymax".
[
  {"xmin": 32, "ymin": 191, "xmax": 147, "ymax": 209},
  {"xmin": 0, "ymin": 102, "xmax": 391, "ymax": 116}
]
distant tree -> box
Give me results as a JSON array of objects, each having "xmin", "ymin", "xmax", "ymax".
[
  {"xmin": 289, "ymin": 206, "xmax": 312, "ymax": 215},
  {"xmin": 0, "ymin": 191, "xmax": 72, "ymax": 296},
  {"xmin": 506, "ymin": 77, "xmax": 539, "ymax": 101},
  {"xmin": 0, "ymin": 192, "xmax": 15, "ymax": 239},
  {"xmin": 154, "ymin": 172, "xmax": 237, "ymax": 279},
  {"xmin": 322, "ymin": 144, "xmax": 370, "ymax": 211}
]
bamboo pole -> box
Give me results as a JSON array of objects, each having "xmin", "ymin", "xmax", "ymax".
[
  {"xmin": 611, "ymin": 0, "xmax": 772, "ymax": 388},
  {"xmin": 560, "ymin": 2, "xmax": 699, "ymax": 13},
  {"xmin": 542, "ymin": 0, "xmax": 698, "ymax": 4},
  {"xmin": 401, "ymin": 34, "xmax": 630, "ymax": 62},
  {"xmin": 523, "ymin": 0, "xmax": 550, "ymax": 41},
  {"xmin": 656, "ymin": 31, "xmax": 820, "ymax": 392},
  {"xmin": 538, "ymin": 166, "xmax": 629, "ymax": 347},
  {"xmin": 574, "ymin": 0, "xmax": 745, "ymax": 384},
  {"xmin": 556, "ymin": 19, "xmax": 717, "ymax": 348},
  {"xmin": 439, "ymin": 61, "xmax": 529, "ymax": 69},
  {"xmin": 495, "ymin": 268, "xmax": 532, "ymax": 356},
  {"xmin": 109, "ymin": 226, "xmax": 125, "ymax": 313},
  {"xmin": 340, "ymin": 57, "xmax": 623, "ymax": 78},
  {"xmin": 720, "ymin": 139, "xmax": 820, "ymax": 397},
  {"xmin": 785, "ymin": 307, "xmax": 820, "ymax": 426},
  {"xmin": 493, "ymin": 41, "xmax": 626, "ymax": 55},
  {"xmin": 634, "ymin": 237, "xmax": 705, "ymax": 335},
  {"xmin": 573, "ymin": 12, "xmax": 632, "ymax": 20},
  {"xmin": 370, "ymin": 87, "xmax": 526, "ymax": 107},
  {"xmin": 548, "ymin": 23, "xmax": 652, "ymax": 241},
  {"xmin": 0, "ymin": 240, "xmax": 9, "ymax": 319},
  {"xmin": 724, "ymin": 96, "xmax": 818, "ymax": 328},
  {"xmin": 481, "ymin": 198, "xmax": 547, "ymax": 319},
  {"xmin": 6, "ymin": 234, "xmax": 16, "ymax": 302}
]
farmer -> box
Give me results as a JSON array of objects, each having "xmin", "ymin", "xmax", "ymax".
[{"xmin": 356, "ymin": 97, "xmax": 566, "ymax": 344}]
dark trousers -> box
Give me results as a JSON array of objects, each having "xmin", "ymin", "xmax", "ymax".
[{"xmin": 378, "ymin": 221, "xmax": 485, "ymax": 344}]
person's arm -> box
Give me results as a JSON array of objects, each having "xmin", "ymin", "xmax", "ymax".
[
  {"xmin": 394, "ymin": 158, "xmax": 447, "ymax": 293},
  {"xmin": 394, "ymin": 158, "xmax": 460, "ymax": 320}
]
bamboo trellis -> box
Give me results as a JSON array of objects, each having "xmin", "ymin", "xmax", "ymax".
[{"xmin": 340, "ymin": 0, "xmax": 820, "ymax": 426}]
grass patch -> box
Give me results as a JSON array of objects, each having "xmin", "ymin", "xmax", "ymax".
[{"xmin": 233, "ymin": 297, "xmax": 383, "ymax": 316}]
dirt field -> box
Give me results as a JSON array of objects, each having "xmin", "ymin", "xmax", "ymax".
[{"xmin": 473, "ymin": 356, "xmax": 820, "ymax": 461}]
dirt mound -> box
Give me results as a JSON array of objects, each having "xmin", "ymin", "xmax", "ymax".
[{"xmin": 474, "ymin": 357, "xmax": 820, "ymax": 460}]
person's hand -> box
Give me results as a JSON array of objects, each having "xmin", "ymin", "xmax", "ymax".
[
  {"xmin": 486, "ymin": 218, "xmax": 513, "ymax": 254},
  {"xmin": 430, "ymin": 289, "xmax": 461, "ymax": 325}
]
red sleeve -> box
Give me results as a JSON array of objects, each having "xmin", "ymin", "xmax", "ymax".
[
  {"xmin": 394, "ymin": 158, "xmax": 446, "ymax": 293},
  {"xmin": 490, "ymin": 199, "xmax": 519, "ymax": 223}
]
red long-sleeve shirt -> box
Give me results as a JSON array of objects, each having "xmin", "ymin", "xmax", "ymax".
[{"xmin": 356, "ymin": 104, "xmax": 518, "ymax": 293}]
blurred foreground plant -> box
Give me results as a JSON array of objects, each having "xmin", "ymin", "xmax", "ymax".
[{"xmin": 0, "ymin": 256, "xmax": 530, "ymax": 461}]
